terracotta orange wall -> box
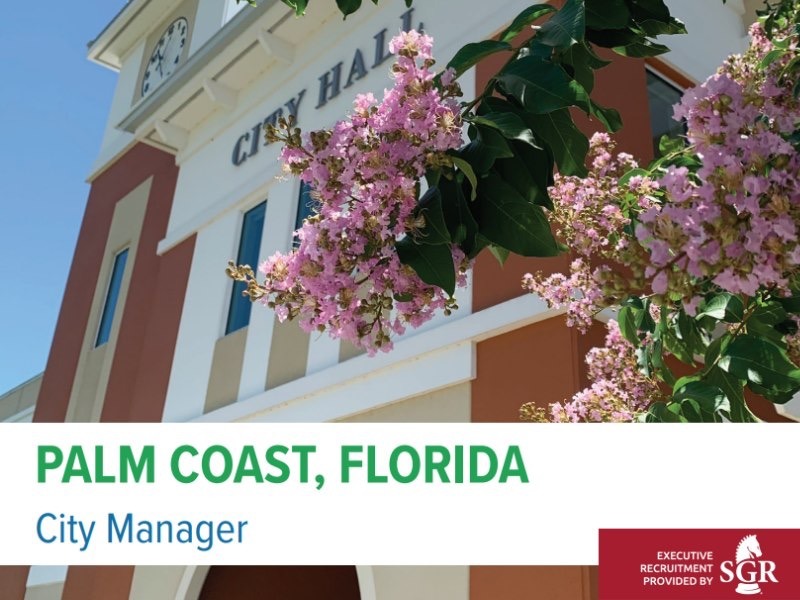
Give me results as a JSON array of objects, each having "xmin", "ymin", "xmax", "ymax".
[
  {"xmin": 472, "ymin": 318, "xmax": 581, "ymax": 423},
  {"xmin": 61, "ymin": 566, "xmax": 134, "ymax": 600},
  {"xmin": 0, "ymin": 566, "xmax": 29, "ymax": 600},
  {"xmin": 472, "ymin": 566, "xmax": 598, "ymax": 600},
  {"xmin": 34, "ymin": 143, "xmax": 193, "ymax": 425}
]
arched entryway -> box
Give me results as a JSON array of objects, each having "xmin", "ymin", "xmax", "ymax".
[{"xmin": 198, "ymin": 566, "xmax": 361, "ymax": 600}]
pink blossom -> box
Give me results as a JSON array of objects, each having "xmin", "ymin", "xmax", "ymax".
[{"xmin": 255, "ymin": 31, "xmax": 467, "ymax": 353}]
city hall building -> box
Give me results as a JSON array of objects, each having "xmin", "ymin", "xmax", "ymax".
[{"xmin": 1, "ymin": 0, "xmax": 795, "ymax": 598}]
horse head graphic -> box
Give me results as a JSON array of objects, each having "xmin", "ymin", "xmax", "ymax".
[{"xmin": 735, "ymin": 535, "xmax": 764, "ymax": 595}]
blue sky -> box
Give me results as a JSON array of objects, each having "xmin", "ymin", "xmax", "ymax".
[{"xmin": 0, "ymin": 1, "xmax": 126, "ymax": 392}]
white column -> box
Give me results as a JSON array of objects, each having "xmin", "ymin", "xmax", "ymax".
[
  {"xmin": 97, "ymin": 40, "xmax": 144, "ymax": 157},
  {"xmin": 237, "ymin": 178, "xmax": 297, "ymax": 400},
  {"xmin": 163, "ymin": 211, "xmax": 240, "ymax": 421},
  {"xmin": 190, "ymin": 0, "xmax": 228, "ymax": 55}
]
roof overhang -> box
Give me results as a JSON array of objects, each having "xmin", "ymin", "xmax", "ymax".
[
  {"xmin": 115, "ymin": 0, "xmax": 336, "ymax": 155},
  {"xmin": 88, "ymin": 0, "xmax": 174, "ymax": 70}
]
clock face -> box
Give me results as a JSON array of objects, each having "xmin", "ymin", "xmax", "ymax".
[{"xmin": 142, "ymin": 17, "xmax": 189, "ymax": 97}]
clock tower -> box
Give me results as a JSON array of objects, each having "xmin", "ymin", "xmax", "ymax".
[{"xmin": 142, "ymin": 17, "xmax": 190, "ymax": 97}]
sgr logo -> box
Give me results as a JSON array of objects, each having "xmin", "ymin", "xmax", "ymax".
[{"xmin": 719, "ymin": 534, "xmax": 778, "ymax": 595}]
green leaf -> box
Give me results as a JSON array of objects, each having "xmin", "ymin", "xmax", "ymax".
[
  {"xmin": 588, "ymin": 100, "xmax": 623, "ymax": 132},
  {"xmin": 705, "ymin": 333, "xmax": 732, "ymax": 367},
  {"xmin": 488, "ymin": 244, "xmax": 511, "ymax": 266},
  {"xmin": 438, "ymin": 174, "xmax": 479, "ymax": 252},
  {"xmin": 559, "ymin": 42, "xmax": 609, "ymax": 93},
  {"xmin": 496, "ymin": 57, "xmax": 590, "ymax": 114},
  {"xmin": 674, "ymin": 311, "xmax": 705, "ymax": 357},
  {"xmin": 424, "ymin": 168, "xmax": 441, "ymax": 189},
  {"xmin": 673, "ymin": 381, "xmax": 729, "ymax": 421},
  {"xmin": 469, "ymin": 113, "xmax": 538, "ymax": 147},
  {"xmin": 718, "ymin": 335, "xmax": 800, "ymax": 397},
  {"xmin": 658, "ymin": 134, "xmax": 685, "ymax": 157},
  {"xmin": 450, "ymin": 156, "xmax": 478, "ymax": 201},
  {"xmin": 628, "ymin": 0, "xmax": 670, "ymax": 21},
  {"xmin": 613, "ymin": 39, "xmax": 671, "ymax": 58},
  {"xmin": 617, "ymin": 306, "xmax": 639, "ymax": 345},
  {"xmin": 396, "ymin": 238, "xmax": 456, "ymax": 296},
  {"xmin": 335, "ymin": 0, "xmax": 361, "ymax": 18},
  {"xmin": 635, "ymin": 299, "xmax": 656, "ymax": 333},
  {"xmin": 453, "ymin": 123, "xmax": 514, "ymax": 175},
  {"xmin": 760, "ymin": 48, "xmax": 784, "ymax": 69},
  {"xmin": 455, "ymin": 140, "xmax": 497, "ymax": 175},
  {"xmin": 628, "ymin": 0, "xmax": 686, "ymax": 35},
  {"xmin": 499, "ymin": 4, "xmax": 557, "ymax": 43},
  {"xmin": 447, "ymin": 40, "xmax": 512, "ymax": 79},
  {"xmin": 672, "ymin": 374, "xmax": 701, "ymax": 394},
  {"xmin": 281, "ymin": 0, "xmax": 309, "ymax": 15},
  {"xmin": 696, "ymin": 293, "xmax": 745, "ymax": 323},
  {"xmin": 777, "ymin": 290, "xmax": 800, "ymax": 313},
  {"xmin": 474, "ymin": 173, "xmax": 560, "ymax": 257},
  {"xmin": 475, "ymin": 124, "xmax": 515, "ymax": 159},
  {"xmin": 751, "ymin": 301, "xmax": 789, "ymax": 325},
  {"xmin": 536, "ymin": 0, "xmax": 586, "ymax": 48},
  {"xmin": 706, "ymin": 367, "xmax": 758, "ymax": 423},
  {"xmin": 645, "ymin": 401, "xmax": 686, "ymax": 423},
  {"xmin": 585, "ymin": 0, "xmax": 629, "ymax": 29},
  {"xmin": 493, "ymin": 143, "xmax": 554, "ymax": 210},
  {"xmin": 664, "ymin": 330, "xmax": 694, "ymax": 364},
  {"xmin": 585, "ymin": 27, "xmax": 639, "ymax": 48},
  {"xmin": 527, "ymin": 109, "xmax": 589, "ymax": 177},
  {"xmin": 412, "ymin": 187, "xmax": 451, "ymax": 246}
]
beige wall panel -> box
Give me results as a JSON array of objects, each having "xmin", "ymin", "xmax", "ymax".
[
  {"xmin": 19, "ymin": 376, "xmax": 41, "ymax": 410},
  {"xmin": 339, "ymin": 339, "xmax": 366, "ymax": 363},
  {"xmin": 24, "ymin": 582, "xmax": 64, "ymax": 600},
  {"xmin": 0, "ymin": 388, "xmax": 23, "ymax": 421},
  {"xmin": 71, "ymin": 347, "xmax": 108, "ymax": 422},
  {"xmin": 266, "ymin": 318, "xmax": 310, "ymax": 390},
  {"xmin": 340, "ymin": 383, "xmax": 471, "ymax": 423},
  {"xmin": 372, "ymin": 566, "xmax": 469, "ymax": 600},
  {"xmin": 129, "ymin": 566, "xmax": 186, "ymax": 600},
  {"xmin": 205, "ymin": 327, "xmax": 248, "ymax": 413},
  {"xmin": 0, "ymin": 375, "xmax": 42, "ymax": 421},
  {"xmin": 65, "ymin": 178, "xmax": 150, "ymax": 423}
]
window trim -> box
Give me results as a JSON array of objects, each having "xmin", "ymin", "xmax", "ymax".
[
  {"xmin": 95, "ymin": 247, "xmax": 130, "ymax": 347},
  {"xmin": 644, "ymin": 65, "xmax": 689, "ymax": 158},
  {"xmin": 644, "ymin": 58, "xmax": 696, "ymax": 91},
  {"xmin": 225, "ymin": 200, "xmax": 267, "ymax": 335},
  {"xmin": 293, "ymin": 181, "xmax": 319, "ymax": 249}
]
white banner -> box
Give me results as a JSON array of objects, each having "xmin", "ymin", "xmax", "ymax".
[{"xmin": 0, "ymin": 423, "xmax": 797, "ymax": 565}]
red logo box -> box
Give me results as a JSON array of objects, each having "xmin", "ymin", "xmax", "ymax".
[{"xmin": 600, "ymin": 529, "xmax": 800, "ymax": 599}]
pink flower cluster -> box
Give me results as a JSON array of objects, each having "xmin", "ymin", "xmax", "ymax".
[
  {"xmin": 521, "ymin": 320, "xmax": 662, "ymax": 422},
  {"xmin": 257, "ymin": 31, "xmax": 467, "ymax": 353},
  {"xmin": 522, "ymin": 134, "xmax": 658, "ymax": 331},
  {"xmin": 636, "ymin": 22, "xmax": 800, "ymax": 303}
]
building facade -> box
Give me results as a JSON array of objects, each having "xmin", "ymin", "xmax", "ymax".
[{"xmin": 1, "ymin": 0, "xmax": 795, "ymax": 598}]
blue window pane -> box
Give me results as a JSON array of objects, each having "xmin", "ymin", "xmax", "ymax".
[
  {"xmin": 226, "ymin": 201, "xmax": 267, "ymax": 334},
  {"xmin": 294, "ymin": 181, "xmax": 319, "ymax": 248},
  {"xmin": 96, "ymin": 248, "xmax": 129, "ymax": 347},
  {"xmin": 647, "ymin": 71, "xmax": 685, "ymax": 156}
]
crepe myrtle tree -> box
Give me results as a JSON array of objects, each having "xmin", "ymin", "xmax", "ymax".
[{"xmin": 229, "ymin": 0, "xmax": 800, "ymax": 422}]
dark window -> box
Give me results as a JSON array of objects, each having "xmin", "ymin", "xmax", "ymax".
[
  {"xmin": 226, "ymin": 201, "xmax": 267, "ymax": 334},
  {"xmin": 96, "ymin": 248, "xmax": 129, "ymax": 347},
  {"xmin": 294, "ymin": 181, "xmax": 319, "ymax": 248},
  {"xmin": 646, "ymin": 70, "xmax": 685, "ymax": 156}
]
